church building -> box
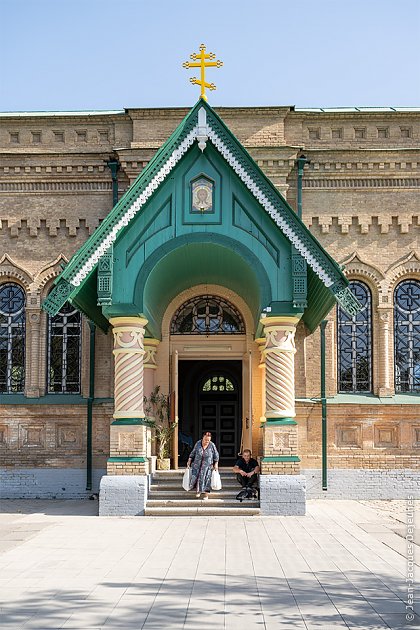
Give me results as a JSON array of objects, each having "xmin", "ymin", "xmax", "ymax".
[{"xmin": 1, "ymin": 86, "xmax": 419, "ymax": 514}]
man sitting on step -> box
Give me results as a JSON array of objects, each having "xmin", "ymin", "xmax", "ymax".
[{"xmin": 233, "ymin": 449, "xmax": 260, "ymax": 489}]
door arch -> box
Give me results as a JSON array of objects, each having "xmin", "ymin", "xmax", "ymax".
[{"xmin": 178, "ymin": 360, "xmax": 242, "ymax": 466}]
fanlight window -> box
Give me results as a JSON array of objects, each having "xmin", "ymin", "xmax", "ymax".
[
  {"xmin": 202, "ymin": 375, "xmax": 235, "ymax": 392},
  {"xmin": 0, "ymin": 283, "xmax": 25, "ymax": 393},
  {"xmin": 337, "ymin": 280, "xmax": 372, "ymax": 393},
  {"xmin": 47, "ymin": 301, "xmax": 82, "ymax": 393},
  {"xmin": 394, "ymin": 280, "xmax": 420, "ymax": 393},
  {"xmin": 171, "ymin": 295, "xmax": 245, "ymax": 335}
]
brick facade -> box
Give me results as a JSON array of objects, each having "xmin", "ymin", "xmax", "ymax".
[{"xmin": 1, "ymin": 105, "xmax": 419, "ymax": 496}]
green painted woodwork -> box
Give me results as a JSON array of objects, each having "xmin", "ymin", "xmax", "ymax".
[
  {"xmin": 261, "ymin": 456, "xmax": 301, "ymax": 462},
  {"xmin": 304, "ymin": 267, "xmax": 336, "ymax": 332},
  {"xmin": 265, "ymin": 418, "xmax": 298, "ymax": 425},
  {"xmin": 71, "ymin": 271, "xmax": 109, "ymax": 332},
  {"xmin": 111, "ymin": 418, "xmax": 147, "ymax": 425},
  {"xmin": 109, "ymin": 142, "xmax": 292, "ymax": 336},
  {"xmin": 292, "ymin": 247, "xmax": 307, "ymax": 309},
  {"xmin": 107, "ymin": 457, "xmax": 147, "ymax": 463},
  {"xmin": 42, "ymin": 98, "xmax": 358, "ymax": 332},
  {"xmin": 97, "ymin": 246, "xmax": 113, "ymax": 306},
  {"xmin": 42, "ymin": 278, "xmax": 72, "ymax": 316}
]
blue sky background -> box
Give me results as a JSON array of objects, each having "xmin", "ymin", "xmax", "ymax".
[{"xmin": 1, "ymin": 0, "xmax": 419, "ymax": 111}]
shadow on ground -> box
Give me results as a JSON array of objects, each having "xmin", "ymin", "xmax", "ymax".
[
  {"xmin": 0, "ymin": 499, "xmax": 98, "ymax": 517},
  {"xmin": 0, "ymin": 572, "xmax": 418, "ymax": 629}
]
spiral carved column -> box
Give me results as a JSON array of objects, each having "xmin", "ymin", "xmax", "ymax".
[
  {"xmin": 261, "ymin": 316, "xmax": 300, "ymax": 419},
  {"xmin": 260, "ymin": 315, "xmax": 301, "ymax": 475},
  {"xmin": 111, "ymin": 316, "xmax": 147, "ymax": 419},
  {"xmin": 108, "ymin": 316, "xmax": 149, "ymax": 476}
]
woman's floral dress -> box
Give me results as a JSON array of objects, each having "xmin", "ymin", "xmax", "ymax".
[{"xmin": 189, "ymin": 440, "xmax": 219, "ymax": 492}]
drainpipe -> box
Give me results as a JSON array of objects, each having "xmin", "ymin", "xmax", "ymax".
[
  {"xmin": 86, "ymin": 321, "xmax": 96, "ymax": 491},
  {"xmin": 106, "ymin": 159, "xmax": 119, "ymax": 208},
  {"xmin": 320, "ymin": 320, "xmax": 328, "ymax": 491},
  {"xmin": 295, "ymin": 154, "xmax": 310, "ymax": 220}
]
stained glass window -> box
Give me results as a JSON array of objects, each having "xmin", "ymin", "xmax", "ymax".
[
  {"xmin": 337, "ymin": 281, "xmax": 372, "ymax": 392},
  {"xmin": 171, "ymin": 295, "xmax": 245, "ymax": 335},
  {"xmin": 202, "ymin": 376, "xmax": 235, "ymax": 392},
  {"xmin": 0, "ymin": 283, "xmax": 26, "ymax": 393},
  {"xmin": 394, "ymin": 280, "xmax": 420, "ymax": 393},
  {"xmin": 47, "ymin": 301, "xmax": 81, "ymax": 393}
]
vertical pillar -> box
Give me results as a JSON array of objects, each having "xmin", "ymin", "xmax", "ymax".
[
  {"xmin": 107, "ymin": 316, "xmax": 149, "ymax": 476},
  {"xmin": 25, "ymin": 306, "xmax": 41, "ymax": 398},
  {"xmin": 377, "ymin": 307, "xmax": 394, "ymax": 397},
  {"xmin": 143, "ymin": 339, "xmax": 160, "ymax": 464},
  {"xmin": 143, "ymin": 338, "xmax": 160, "ymax": 400},
  {"xmin": 259, "ymin": 315, "xmax": 306, "ymax": 515}
]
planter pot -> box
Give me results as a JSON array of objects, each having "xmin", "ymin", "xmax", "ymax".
[{"xmin": 157, "ymin": 458, "xmax": 171, "ymax": 471}]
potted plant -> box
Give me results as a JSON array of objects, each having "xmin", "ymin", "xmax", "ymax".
[{"xmin": 144, "ymin": 386, "xmax": 177, "ymax": 470}]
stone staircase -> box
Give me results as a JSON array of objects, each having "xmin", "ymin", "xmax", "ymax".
[{"xmin": 145, "ymin": 468, "xmax": 260, "ymax": 516}]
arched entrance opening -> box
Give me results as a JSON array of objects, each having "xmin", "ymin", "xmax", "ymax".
[
  {"xmin": 178, "ymin": 361, "xmax": 242, "ymax": 466},
  {"xmin": 168, "ymin": 292, "xmax": 249, "ymax": 467}
]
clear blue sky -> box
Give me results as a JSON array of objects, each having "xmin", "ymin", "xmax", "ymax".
[{"xmin": 1, "ymin": 0, "xmax": 419, "ymax": 111}]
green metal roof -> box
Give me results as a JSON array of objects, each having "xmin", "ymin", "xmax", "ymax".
[{"xmin": 42, "ymin": 99, "xmax": 360, "ymax": 331}]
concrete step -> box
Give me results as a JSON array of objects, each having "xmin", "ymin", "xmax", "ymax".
[
  {"xmin": 145, "ymin": 506, "xmax": 260, "ymax": 516},
  {"xmin": 147, "ymin": 498, "xmax": 260, "ymax": 508},
  {"xmin": 149, "ymin": 482, "xmax": 239, "ymax": 491},
  {"xmin": 148, "ymin": 490, "xmax": 250, "ymax": 499},
  {"xmin": 147, "ymin": 469, "xmax": 260, "ymax": 516},
  {"xmin": 152, "ymin": 472, "xmax": 236, "ymax": 481}
]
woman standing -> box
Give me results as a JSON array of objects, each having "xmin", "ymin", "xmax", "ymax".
[{"xmin": 187, "ymin": 431, "xmax": 219, "ymax": 499}]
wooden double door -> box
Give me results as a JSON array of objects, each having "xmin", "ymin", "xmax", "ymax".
[
  {"xmin": 199, "ymin": 399, "xmax": 238, "ymax": 463},
  {"xmin": 178, "ymin": 360, "xmax": 242, "ymax": 466}
]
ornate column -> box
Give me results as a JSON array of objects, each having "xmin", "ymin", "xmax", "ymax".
[
  {"xmin": 258, "ymin": 314, "xmax": 306, "ymax": 516},
  {"xmin": 107, "ymin": 316, "xmax": 149, "ymax": 475},
  {"xmin": 260, "ymin": 315, "xmax": 301, "ymax": 475}
]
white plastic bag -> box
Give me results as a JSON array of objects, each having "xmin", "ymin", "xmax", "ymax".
[
  {"xmin": 211, "ymin": 470, "xmax": 222, "ymax": 491},
  {"xmin": 182, "ymin": 468, "xmax": 191, "ymax": 491}
]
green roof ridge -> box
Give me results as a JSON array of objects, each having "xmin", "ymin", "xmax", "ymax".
[
  {"xmin": 59, "ymin": 100, "xmax": 202, "ymax": 286},
  {"xmin": 201, "ymin": 100, "xmax": 344, "ymax": 281},
  {"xmin": 43, "ymin": 98, "xmax": 358, "ymax": 322}
]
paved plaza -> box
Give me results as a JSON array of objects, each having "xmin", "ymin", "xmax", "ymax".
[{"xmin": 0, "ymin": 499, "xmax": 418, "ymax": 630}]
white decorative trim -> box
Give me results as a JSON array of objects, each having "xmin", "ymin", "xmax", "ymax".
[
  {"xmin": 70, "ymin": 126, "xmax": 199, "ymax": 286},
  {"xmin": 69, "ymin": 119, "xmax": 336, "ymax": 289},
  {"xmin": 206, "ymin": 126, "xmax": 334, "ymax": 287}
]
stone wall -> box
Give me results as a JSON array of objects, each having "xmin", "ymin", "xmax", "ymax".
[{"xmin": 0, "ymin": 105, "xmax": 419, "ymax": 494}]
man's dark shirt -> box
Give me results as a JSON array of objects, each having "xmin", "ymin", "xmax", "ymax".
[{"xmin": 235, "ymin": 457, "xmax": 258, "ymax": 474}]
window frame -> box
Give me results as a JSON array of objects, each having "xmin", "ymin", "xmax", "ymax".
[
  {"xmin": 0, "ymin": 282, "xmax": 26, "ymax": 394},
  {"xmin": 337, "ymin": 280, "xmax": 373, "ymax": 393},
  {"xmin": 47, "ymin": 301, "xmax": 82, "ymax": 394},
  {"xmin": 394, "ymin": 279, "xmax": 420, "ymax": 393}
]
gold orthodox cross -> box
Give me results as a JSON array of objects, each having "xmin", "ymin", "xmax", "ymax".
[{"xmin": 182, "ymin": 44, "xmax": 223, "ymax": 101}]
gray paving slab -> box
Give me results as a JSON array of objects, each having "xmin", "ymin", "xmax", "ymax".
[{"xmin": 0, "ymin": 498, "xmax": 418, "ymax": 629}]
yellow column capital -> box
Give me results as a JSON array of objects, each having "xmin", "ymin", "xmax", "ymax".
[{"xmin": 144, "ymin": 338, "xmax": 160, "ymax": 370}]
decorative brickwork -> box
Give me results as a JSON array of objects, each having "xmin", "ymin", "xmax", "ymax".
[{"xmin": 0, "ymin": 105, "xmax": 419, "ymax": 499}]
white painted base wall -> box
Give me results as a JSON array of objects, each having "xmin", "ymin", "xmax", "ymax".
[
  {"xmin": 260, "ymin": 475, "xmax": 306, "ymax": 515},
  {"xmin": 0, "ymin": 468, "xmax": 105, "ymax": 499},
  {"xmin": 303, "ymin": 468, "xmax": 420, "ymax": 499},
  {"xmin": 99, "ymin": 475, "xmax": 148, "ymax": 516}
]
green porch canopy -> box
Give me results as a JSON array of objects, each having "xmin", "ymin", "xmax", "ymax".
[{"xmin": 42, "ymin": 99, "xmax": 360, "ymax": 335}]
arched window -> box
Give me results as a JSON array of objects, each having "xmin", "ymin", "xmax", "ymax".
[
  {"xmin": 47, "ymin": 301, "xmax": 82, "ymax": 393},
  {"xmin": 394, "ymin": 280, "xmax": 420, "ymax": 393},
  {"xmin": 202, "ymin": 375, "xmax": 235, "ymax": 392},
  {"xmin": 337, "ymin": 280, "xmax": 372, "ymax": 393},
  {"xmin": 171, "ymin": 295, "xmax": 245, "ymax": 335},
  {"xmin": 0, "ymin": 283, "xmax": 26, "ymax": 393}
]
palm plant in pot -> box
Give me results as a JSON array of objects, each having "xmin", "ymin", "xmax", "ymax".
[{"xmin": 144, "ymin": 386, "xmax": 177, "ymax": 470}]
